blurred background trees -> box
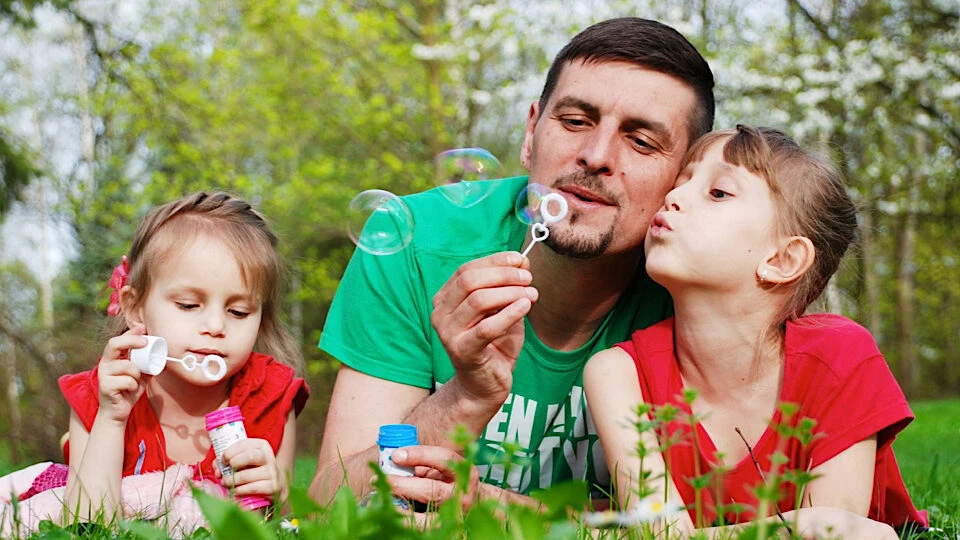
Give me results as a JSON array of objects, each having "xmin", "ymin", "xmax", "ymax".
[{"xmin": 1, "ymin": 0, "xmax": 957, "ymax": 463}]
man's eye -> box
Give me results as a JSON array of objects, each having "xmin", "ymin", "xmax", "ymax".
[
  {"xmin": 561, "ymin": 117, "xmax": 589, "ymax": 128},
  {"xmin": 710, "ymin": 189, "xmax": 731, "ymax": 199},
  {"xmin": 632, "ymin": 137, "xmax": 652, "ymax": 148},
  {"xmin": 176, "ymin": 303, "xmax": 198, "ymax": 311}
]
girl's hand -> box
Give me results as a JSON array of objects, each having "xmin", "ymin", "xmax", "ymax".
[
  {"xmin": 96, "ymin": 326, "xmax": 149, "ymax": 425},
  {"xmin": 218, "ymin": 438, "xmax": 286, "ymax": 502},
  {"xmin": 785, "ymin": 507, "xmax": 898, "ymax": 540}
]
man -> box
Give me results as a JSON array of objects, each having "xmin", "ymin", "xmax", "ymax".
[{"xmin": 309, "ymin": 17, "xmax": 714, "ymax": 506}]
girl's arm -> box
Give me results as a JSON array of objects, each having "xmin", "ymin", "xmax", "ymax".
[
  {"xmin": 802, "ymin": 436, "xmax": 877, "ymax": 513},
  {"xmin": 64, "ymin": 410, "xmax": 125, "ymax": 521},
  {"xmin": 64, "ymin": 332, "xmax": 147, "ymax": 522},
  {"xmin": 276, "ymin": 410, "xmax": 297, "ymax": 498},
  {"xmin": 583, "ymin": 347, "xmax": 696, "ymax": 534}
]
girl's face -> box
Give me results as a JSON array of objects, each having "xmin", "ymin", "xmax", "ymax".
[
  {"xmin": 644, "ymin": 139, "xmax": 779, "ymax": 292},
  {"xmin": 130, "ymin": 232, "xmax": 262, "ymax": 386}
]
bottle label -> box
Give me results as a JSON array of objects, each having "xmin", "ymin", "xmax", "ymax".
[
  {"xmin": 378, "ymin": 446, "xmax": 414, "ymax": 477},
  {"xmin": 210, "ymin": 420, "xmax": 247, "ymax": 475}
]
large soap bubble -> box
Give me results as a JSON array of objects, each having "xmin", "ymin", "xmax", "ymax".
[
  {"xmin": 434, "ymin": 148, "xmax": 502, "ymax": 208},
  {"xmin": 347, "ymin": 189, "xmax": 415, "ymax": 256}
]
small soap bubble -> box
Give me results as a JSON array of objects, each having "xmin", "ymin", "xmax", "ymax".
[
  {"xmin": 434, "ymin": 148, "xmax": 502, "ymax": 208},
  {"xmin": 514, "ymin": 183, "xmax": 567, "ymax": 225},
  {"xmin": 347, "ymin": 189, "xmax": 415, "ymax": 256}
]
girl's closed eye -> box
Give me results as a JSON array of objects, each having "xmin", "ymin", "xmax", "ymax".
[
  {"xmin": 176, "ymin": 302, "xmax": 199, "ymax": 311},
  {"xmin": 229, "ymin": 308, "xmax": 251, "ymax": 319}
]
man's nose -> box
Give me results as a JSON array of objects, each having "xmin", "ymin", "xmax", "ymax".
[{"xmin": 576, "ymin": 123, "xmax": 617, "ymax": 176}]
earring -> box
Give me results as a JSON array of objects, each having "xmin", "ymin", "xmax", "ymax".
[{"xmin": 758, "ymin": 269, "xmax": 768, "ymax": 283}]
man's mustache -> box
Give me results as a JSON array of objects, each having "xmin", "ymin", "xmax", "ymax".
[{"xmin": 552, "ymin": 172, "xmax": 619, "ymax": 205}]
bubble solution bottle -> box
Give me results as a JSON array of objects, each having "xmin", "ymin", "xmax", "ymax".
[
  {"xmin": 376, "ymin": 423, "xmax": 419, "ymax": 510},
  {"xmin": 205, "ymin": 406, "xmax": 272, "ymax": 511}
]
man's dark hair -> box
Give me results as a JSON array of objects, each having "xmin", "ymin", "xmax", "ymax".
[{"xmin": 539, "ymin": 17, "xmax": 715, "ymax": 143}]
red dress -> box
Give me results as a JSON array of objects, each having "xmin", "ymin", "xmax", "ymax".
[
  {"xmin": 59, "ymin": 353, "xmax": 309, "ymax": 481},
  {"xmin": 617, "ymin": 314, "xmax": 927, "ymax": 527}
]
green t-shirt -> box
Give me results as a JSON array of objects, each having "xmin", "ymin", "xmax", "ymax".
[{"xmin": 320, "ymin": 176, "xmax": 672, "ymax": 495}]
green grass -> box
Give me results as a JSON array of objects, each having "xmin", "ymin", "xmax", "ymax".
[
  {"xmin": 893, "ymin": 398, "xmax": 960, "ymax": 533},
  {"xmin": 2, "ymin": 398, "xmax": 958, "ymax": 538}
]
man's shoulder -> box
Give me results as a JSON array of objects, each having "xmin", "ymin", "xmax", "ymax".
[{"xmin": 402, "ymin": 176, "xmax": 529, "ymax": 256}]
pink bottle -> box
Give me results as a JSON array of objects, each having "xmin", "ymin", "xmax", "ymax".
[{"xmin": 205, "ymin": 406, "xmax": 272, "ymax": 511}]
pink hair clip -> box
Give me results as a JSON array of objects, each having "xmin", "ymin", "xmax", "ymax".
[{"xmin": 107, "ymin": 255, "xmax": 130, "ymax": 316}]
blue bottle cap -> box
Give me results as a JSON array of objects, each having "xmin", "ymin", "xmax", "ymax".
[{"xmin": 377, "ymin": 423, "xmax": 419, "ymax": 448}]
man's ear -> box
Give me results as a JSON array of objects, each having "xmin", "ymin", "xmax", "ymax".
[
  {"xmin": 119, "ymin": 286, "xmax": 144, "ymax": 329},
  {"xmin": 758, "ymin": 236, "xmax": 815, "ymax": 285},
  {"xmin": 519, "ymin": 102, "xmax": 539, "ymax": 171}
]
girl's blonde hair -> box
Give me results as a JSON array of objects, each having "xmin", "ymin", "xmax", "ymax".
[
  {"xmin": 109, "ymin": 191, "xmax": 303, "ymax": 374},
  {"xmin": 681, "ymin": 125, "xmax": 858, "ymax": 328}
]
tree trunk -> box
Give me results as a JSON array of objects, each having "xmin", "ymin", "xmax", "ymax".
[
  {"xmin": 1, "ymin": 245, "xmax": 22, "ymax": 463},
  {"xmin": 860, "ymin": 206, "xmax": 882, "ymax": 341},
  {"xmin": 895, "ymin": 128, "xmax": 925, "ymax": 398}
]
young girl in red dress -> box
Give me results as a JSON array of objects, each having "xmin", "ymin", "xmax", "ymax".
[
  {"xmin": 3, "ymin": 192, "xmax": 307, "ymax": 535},
  {"xmin": 584, "ymin": 125, "xmax": 926, "ymax": 538}
]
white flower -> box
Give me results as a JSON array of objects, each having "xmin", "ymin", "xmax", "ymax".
[
  {"xmin": 279, "ymin": 518, "xmax": 300, "ymax": 533},
  {"xmin": 583, "ymin": 498, "xmax": 684, "ymax": 528}
]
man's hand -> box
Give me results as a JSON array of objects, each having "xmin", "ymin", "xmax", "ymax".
[
  {"xmin": 385, "ymin": 445, "xmax": 480, "ymax": 513},
  {"xmin": 385, "ymin": 445, "xmax": 540, "ymax": 514},
  {"xmin": 431, "ymin": 252, "xmax": 537, "ymax": 406}
]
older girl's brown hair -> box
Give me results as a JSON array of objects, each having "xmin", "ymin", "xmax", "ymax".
[
  {"xmin": 110, "ymin": 191, "xmax": 303, "ymax": 374},
  {"xmin": 682, "ymin": 125, "xmax": 858, "ymax": 327}
]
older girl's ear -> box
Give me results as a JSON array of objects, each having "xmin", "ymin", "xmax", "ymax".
[{"xmin": 758, "ymin": 236, "xmax": 815, "ymax": 285}]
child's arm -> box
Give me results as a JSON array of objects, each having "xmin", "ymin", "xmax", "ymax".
[
  {"xmin": 583, "ymin": 347, "xmax": 696, "ymax": 534},
  {"xmin": 220, "ymin": 410, "xmax": 296, "ymax": 503},
  {"xmin": 802, "ymin": 436, "xmax": 877, "ymax": 513},
  {"xmin": 64, "ymin": 330, "xmax": 148, "ymax": 522}
]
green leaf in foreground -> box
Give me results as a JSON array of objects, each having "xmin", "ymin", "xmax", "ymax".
[
  {"xmin": 192, "ymin": 488, "xmax": 272, "ymax": 540},
  {"xmin": 530, "ymin": 480, "xmax": 589, "ymax": 521}
]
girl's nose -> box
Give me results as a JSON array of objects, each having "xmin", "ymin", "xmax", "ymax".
[
  {"xmin": 202, "ymin": 311, "xmax": 226, "ymax": 336},
  {"xmin": 663, "ymin": 188, "xmax": 681, "ymax": 211}
]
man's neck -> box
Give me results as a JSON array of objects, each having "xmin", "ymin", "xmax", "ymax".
[{"xmin": 525, "ymin": 247, "xmax": 641, "ymax": 351}]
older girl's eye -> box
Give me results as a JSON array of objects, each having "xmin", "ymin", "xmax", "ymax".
[
  {"xmin": 176, "ymin": 302, "xmax": 198, "ymax": 311},
  {"xmin": 229, "ymin": 309, "xmax": 250, "ymax": 319},
  {"xmin": 710, "ymin": 188, "xmax": 731, "ymax": 199}
]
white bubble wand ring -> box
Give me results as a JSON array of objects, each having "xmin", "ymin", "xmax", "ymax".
[
  {"xmin": 130, "ymin": 335, "xmax": 228, "ymax": 381},
  {"xmin": 520, "ymin": 193, "xmax": 568, "ymax": 258}
]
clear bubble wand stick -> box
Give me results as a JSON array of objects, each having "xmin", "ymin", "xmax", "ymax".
[
  {"xmin": 520, "ymin": 192, "xmax": 568, "ymax": 258},
  {"xmin": 130, "ymin": 335, "xmax": 228, "ymax": 381}
]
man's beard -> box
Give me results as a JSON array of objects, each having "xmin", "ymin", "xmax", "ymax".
[{"xmin": 542, "ymin": 172, "xmax": 618, "ymax": 259}]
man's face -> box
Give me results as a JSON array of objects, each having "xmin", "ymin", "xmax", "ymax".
[{"xmin": 520, "ymin": 59, "xmax": 698, "ymax": 259}]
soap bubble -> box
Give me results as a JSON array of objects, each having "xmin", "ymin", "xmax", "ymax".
[
  {"xmin": 347, "ymin": 190, "xmax": 415, "ymax": 255},
  {"xmin": 515, "ymin": 183, "xmax": 568, "ymax": 226},
  {"xmin": 434, "ymin": 148, "xmax": 502, "ymax": 207}
]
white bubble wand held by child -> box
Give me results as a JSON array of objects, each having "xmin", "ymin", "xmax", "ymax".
[{"xmin": 130, "ymin": 335, "xmax": 228, "ymax": 381}]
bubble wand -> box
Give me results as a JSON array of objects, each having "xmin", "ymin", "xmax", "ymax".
[
  {"xmin": 130, "ymin": 335, "xmax": 228, "ymax": 381},
  {"xmin": 519, "ymin": 191, "xmax": 568, "ymax": 258}
]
